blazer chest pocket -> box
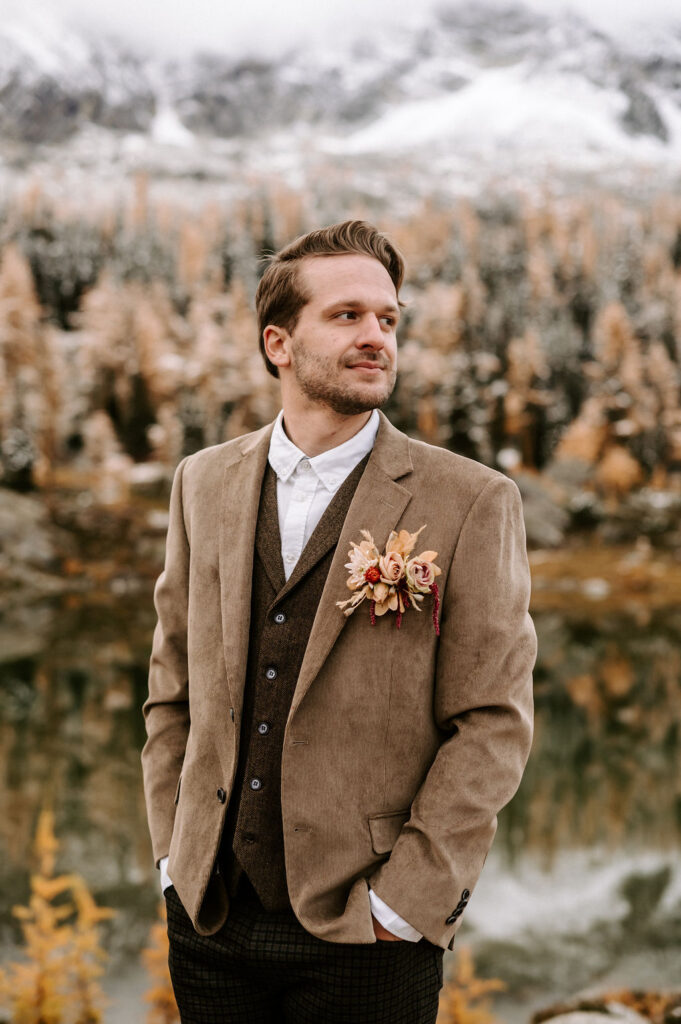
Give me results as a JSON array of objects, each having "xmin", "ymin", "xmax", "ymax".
[
  {"xmin": 174, "ymin": 773, "xmax": 182, "ymax": 806},
  {"xmin": 368, "ymin": 809, "xmax": 410, "ymax": 855}
]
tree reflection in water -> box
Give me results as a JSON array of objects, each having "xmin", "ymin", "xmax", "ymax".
[{"xmin": 0, "ymin": 593, "xmax": 679, "ymax": 994}]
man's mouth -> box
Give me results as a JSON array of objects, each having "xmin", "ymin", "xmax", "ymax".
[{"xmin": 347, "ymin": 361, "xmax": 385, "ymax": 371}]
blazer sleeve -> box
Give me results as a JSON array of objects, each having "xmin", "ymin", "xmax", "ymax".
[
  {"xmin": 141, "ymin": 455, "xmax": 192, "ymax": 868},
  {"xmin": 368, "ymin": 473, "xmax": 537, "ymax": 946}
]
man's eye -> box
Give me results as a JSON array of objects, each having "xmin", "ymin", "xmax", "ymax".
[
  {"xmin": 337, "ymin": 311, "xmax": 357, "ymax": 320},
  {"xmin": 380, "ymin": 317, "xmax": 396, "ymax": 327}
]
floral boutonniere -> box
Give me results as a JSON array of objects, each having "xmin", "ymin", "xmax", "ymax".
[{"xmin": 336, "ymin": 525, "xmax": 442, "ymax": 633}]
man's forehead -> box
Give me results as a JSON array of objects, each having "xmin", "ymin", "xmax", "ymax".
[{"xmin": 299, "ymin": 252, "xmax": 397, "ymax": 297}]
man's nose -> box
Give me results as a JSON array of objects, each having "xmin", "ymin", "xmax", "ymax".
[{"xmin": 358, "ymin": 314, "xmax": 386, "ymax": 348}]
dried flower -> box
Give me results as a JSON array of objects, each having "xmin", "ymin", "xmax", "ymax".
[
  {"xmin": 406, "ymin": 556, "xmax": 438, "ymax": 593},
  {"xmin": 337, "ymin": 525, "xmax": 441, "ymax": 631}
]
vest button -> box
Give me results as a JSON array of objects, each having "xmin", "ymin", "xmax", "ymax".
[
  {"xmin": 274, "ymin": 612, "xmax": 286, "ymax": 624},
  {"xmin": 216, "ymin": 788, "xmax": 226, "ymax": 803},
  {"xmin": 250, "ymin": 778, "xmax": 262, "ymax": 791},
  {"xmin": 258, "ymin": 722, "xmax": 270, "ymax": 735},
  {"xmin": 265, "ymin": 666, "xmax": 277, "ymax": 680}
]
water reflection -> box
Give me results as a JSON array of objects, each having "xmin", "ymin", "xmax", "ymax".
[
  {"xmin": 1, "ymin": 593, "xmax": 680, "ymax": 991},
  {"xmin": 0, "ymin": 595, "xmax": 159, "ymax": 961},
  {"xmin": 503, "ymin": 607, "xmax": 681, "ymax": 867}
]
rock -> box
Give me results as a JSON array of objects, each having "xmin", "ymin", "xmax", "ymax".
[
  {"xmin": 512, "ymin": 471, "xmax": 571, "ymax": 548},
  {"xmin": 0, "ymin": 486, "xmax": 73, "ymax": 571},
  {"xmin": 0, "ymin": 599, "xmax": 62, "ymax": 662},
  {"xmin": 128, "ymin": 462, "xmax": 170, "ymax": 499},
  {"xmin": 544, "ymin": 458, "xmax": 594, "ymax": 490},
  {"xmin": 534, "ymin": 992, "xmax": 681, "ymax": 1024},
  {"xmin": 619, "ymin": 865, "xmax": 672, "ymax": 926},
  {"xmin": 145, "ymin": 510, "xmax": 170, "ymax": 533},
  {"xmin": 581, "ymin": 578, "xmax": 611, "ymax": 600},
  {"xmin": 540, "ymin": 1009, "xmax": 650, "ymax": 1024},
  {"xmin": 0, "ymin": 486, "xmax": 84, "ymax": 616},
  {"xmin": 543, "ymin": 458, "xmax": 609, "ymax": 528},
  {"xmin": 598, "ymin": 488, "xmax": 681, "ymax": 543},
  {"xmin": 619, "ymin": 80, "xmax": 669, "ymax": 142}
]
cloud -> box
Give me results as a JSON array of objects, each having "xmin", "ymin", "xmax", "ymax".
[
  {"xmin": 15, "ymin": 0, "xmax": 681, "ymax": 59},
  {"xmin": 40, "ymin": 0, "xmax": 405, "ymax": 58}
]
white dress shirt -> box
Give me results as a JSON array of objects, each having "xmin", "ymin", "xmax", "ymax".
[{"xmin": 159, "ymin": 408, "xmax": 422, "ymax": 942}]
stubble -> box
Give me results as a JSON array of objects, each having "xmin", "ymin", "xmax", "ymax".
[{"xmin": 290, "ymin": 342, "xmax": 396, "ymax": 416}]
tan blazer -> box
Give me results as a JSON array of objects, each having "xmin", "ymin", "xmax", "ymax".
[{"xmin": 141, "ymin": 411, "xmax": 536, "ymax": 950}]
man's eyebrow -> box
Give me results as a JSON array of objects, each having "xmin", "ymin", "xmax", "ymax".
[{"xmin": 322, "ymin": 299, "xmax": 401, "ymax": 316}]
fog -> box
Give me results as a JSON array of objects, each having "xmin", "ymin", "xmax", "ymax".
[{"xmin": 10, "ymin": 0, "xmax": 679, "ymax": 58}]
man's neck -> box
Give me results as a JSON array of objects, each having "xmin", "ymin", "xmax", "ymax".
[{"xmin": 280, "ymin": 405, "xmax": 374, "ymax": 457}]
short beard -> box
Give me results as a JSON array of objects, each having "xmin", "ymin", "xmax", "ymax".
[{"xmin": 290, "ymin": 344, "xmax": 396, "ymax": 416}]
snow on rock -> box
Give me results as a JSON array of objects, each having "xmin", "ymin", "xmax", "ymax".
[
  {"xmin": 468, "ymin": 847, "xmax": 681, "ymax": 941},
  {"xmin": 2, "ymin": 1, "xmax": 681, "ymax": 192},
  {"xmin": 150, "ymin": 104, "xmax": 195, "ymax": 147}
]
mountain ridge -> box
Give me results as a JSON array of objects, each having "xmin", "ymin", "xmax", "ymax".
[{"xmin": 2, "ymin": 1, "xmax": 681, "ymax": 192}]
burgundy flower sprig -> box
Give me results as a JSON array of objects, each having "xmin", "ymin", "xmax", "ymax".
[{"xmin": 336, "ymin": 525, "xmax": 442, "ymax": 633}]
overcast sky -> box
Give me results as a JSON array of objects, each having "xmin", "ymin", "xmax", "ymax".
[{"xmin": 16, "ymin": 0, "xmax": 679, "ymax": 58}]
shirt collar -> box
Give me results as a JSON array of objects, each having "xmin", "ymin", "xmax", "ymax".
[{"xmin": 268, "ymin": 409, "xmax": 379, "ymax": 491}]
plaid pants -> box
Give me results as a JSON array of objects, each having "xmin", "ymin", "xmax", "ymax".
[{"xmin": 165, "ymin": 876, "xmax": 444, "ymax": 1023}]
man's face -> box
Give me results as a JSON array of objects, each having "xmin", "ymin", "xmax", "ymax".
[{"xmin": 283, "ymin": 253, "xmax": 400, "ymax": 417}]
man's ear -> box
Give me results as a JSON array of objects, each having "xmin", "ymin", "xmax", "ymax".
[{"xmin": 263, "ymin": 324, "xmax": 292, "ymax": 371}]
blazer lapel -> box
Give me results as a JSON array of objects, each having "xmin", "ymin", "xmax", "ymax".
[
  {"xmin": 288, "ymin": 412, "xmax": 414, "ymax": 719},
  {"xmin": 218, "ymin": 422, "xmax": 274, "ymax": 715},
  {"xmin": 254, "ymin": 464, "xmax": 286, "ymax": 594}
]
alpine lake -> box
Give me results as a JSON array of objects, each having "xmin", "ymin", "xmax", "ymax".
[{"xmin": 1, "ymin": 524, "xmax": 680, "ymax": 1022}]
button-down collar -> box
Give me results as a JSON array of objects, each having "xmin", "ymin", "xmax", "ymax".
[{"xmin": 268, "ymin": 409, "xmax": 379, "ymax": 492}]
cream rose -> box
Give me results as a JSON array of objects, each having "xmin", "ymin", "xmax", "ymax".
[
  {"xmin": 379, "ymin": 551, "xmax": 404, "ymax": 584},
  {"xmin": 405, "ymin": 557, "xmax": 436, "ymax": 593}
]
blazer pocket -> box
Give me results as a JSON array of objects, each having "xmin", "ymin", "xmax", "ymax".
[
  {"xmin": 173, "ymin": 773, "xmax": 182, "ymax": 806},
  {"xmin": 368, "ymin": 808, "xmax": 411, "ymax": 856}
]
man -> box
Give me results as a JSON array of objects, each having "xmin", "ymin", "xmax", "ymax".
[{"xmin": 141, "ymin": 220, "xmax": 537, "ymax": 1023}]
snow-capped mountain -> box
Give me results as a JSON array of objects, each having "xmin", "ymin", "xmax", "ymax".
[
  {"xmin": 2, "ymin": 1, "xmax": 681, "ymax": 194},
  {"xmin": 0, "ymin": 5, "xmax": 156, "ymax": 143}
]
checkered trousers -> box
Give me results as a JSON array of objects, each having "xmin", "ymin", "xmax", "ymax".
[{"xmin": 165, "ymin": 878, "xmax": 444, "ymax": 1024}]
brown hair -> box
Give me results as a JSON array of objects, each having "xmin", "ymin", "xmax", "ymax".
[{"xmin": 255, "ymin": 219, "xmax": 405, "ymax": 378}]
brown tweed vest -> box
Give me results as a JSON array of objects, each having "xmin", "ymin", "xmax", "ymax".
[{"xmin": 218, "ymin": 452, "xmax": 370, "ymax": 911}]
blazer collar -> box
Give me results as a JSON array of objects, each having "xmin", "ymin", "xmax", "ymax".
[
  {"xmin": 254, "ymin": 463, "xmax": 286, "ymax": 594},
  {"xmin": 232, "ymin": 409, "xmax": 411, "ymax": 479},
  {"xmin": 268, "ymin": 407, "xmax": 379, "ymax": 490},
  {"xmin": 218, "ymin": 410, "xmax": 413, "ymax": 720}
]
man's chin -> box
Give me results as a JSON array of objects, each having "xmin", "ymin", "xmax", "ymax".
[
  {"xmin": 296, "ymin": 367, "xmax": 396, "ymax": 417},
  {"xmin": 324, "ymin": 387, "xmax": 393, "ymax": 417}
]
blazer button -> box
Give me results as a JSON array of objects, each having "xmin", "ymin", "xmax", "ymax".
[
  {"xmin": 216, "ymin": 788, "xmax": 226, "ymax": 803},
  {"xmin": 265, "ymin": 666, "xmax": 277, "ymax": 680},
  {"xmin": 461, "ymin": 889, "xmax": 470, "ymax": 900},
  {"xmin": 445, "ymin": 913, "xmax": 457, "ymax": 925},
  {"xmin": 274, "ymin": 612, "xmax": 286, "ymax": 624}
]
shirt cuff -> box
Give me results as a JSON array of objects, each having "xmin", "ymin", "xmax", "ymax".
[
  {"xmin": 369, "ymin": 888, "xmax": 423, "ymax": 942},
  {"xmin": 159, "ymin": 855, "xmax": 174, "ymax": 894}
]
